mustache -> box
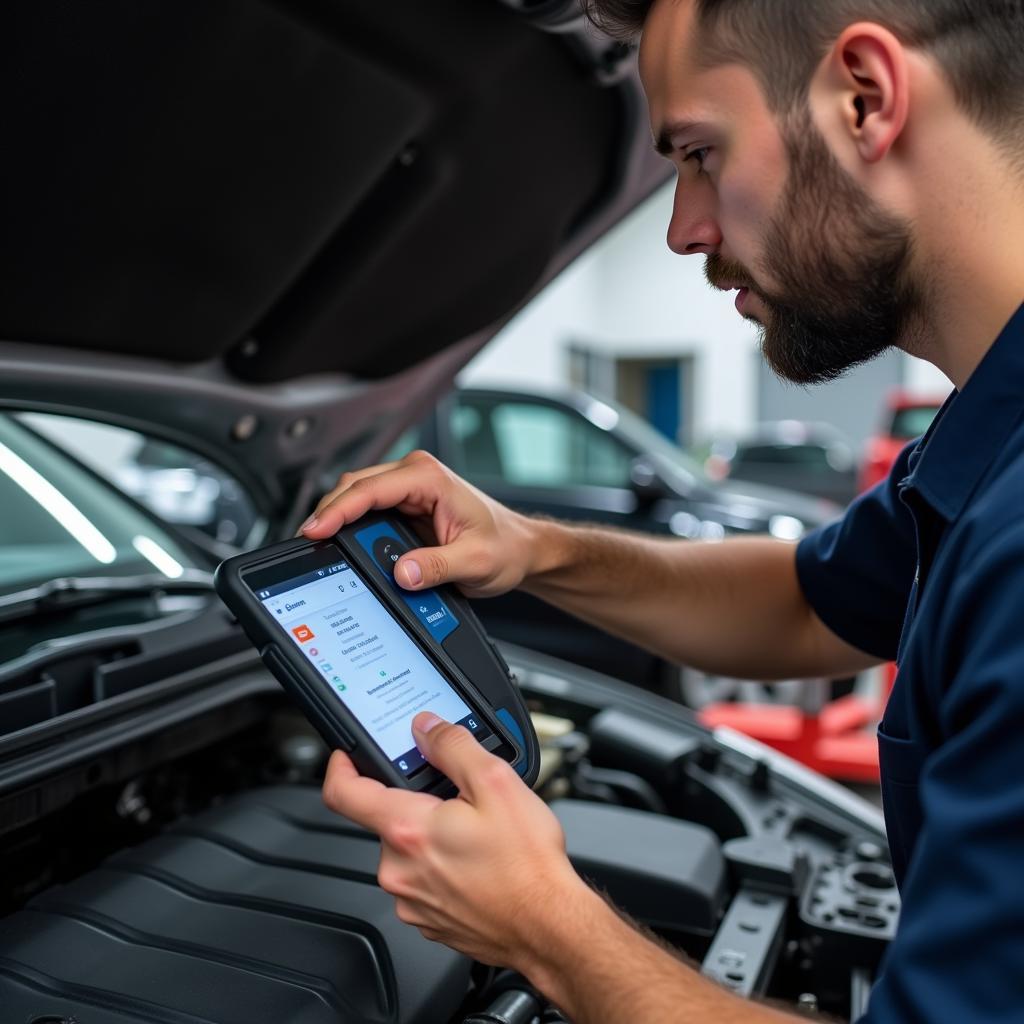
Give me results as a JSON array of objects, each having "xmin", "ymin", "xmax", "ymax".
[{"xmin": 704, "ymin": 254, "xmax": 759, "ymax": 293}]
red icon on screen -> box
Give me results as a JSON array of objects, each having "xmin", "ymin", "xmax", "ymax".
[{"xmin": 292, "ymin": 624, "xmax": 315, "ymax": 643}]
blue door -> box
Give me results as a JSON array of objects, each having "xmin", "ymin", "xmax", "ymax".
[{"xmin": 645, "ymin": 363, "xmax": 681, "ymax": 441}]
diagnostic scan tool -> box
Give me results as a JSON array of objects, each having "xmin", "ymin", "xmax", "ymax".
[{"xmin": 215, "ymin": 513, "xmax": 539, "ymax": 793}]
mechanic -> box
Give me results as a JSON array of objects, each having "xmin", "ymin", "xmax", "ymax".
[{"xmin": 303, "ymin": 0, "xmax": 1024, "ymax": 1019}]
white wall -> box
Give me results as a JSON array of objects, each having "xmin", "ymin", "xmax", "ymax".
[
  {"xmin": 903, "ymin": 354, "xmax": 953, "ymax": 397},
  {"xmin": 464, "ymin": 185, "xmax": 760, "ymax": 440}
]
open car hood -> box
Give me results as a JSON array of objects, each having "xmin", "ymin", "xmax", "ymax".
[{"xmin": 0, "ymin": 0, "xmax": 668, "ymax": 530}]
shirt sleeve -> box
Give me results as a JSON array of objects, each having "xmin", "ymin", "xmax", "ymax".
[
  {"xmin": 795, "ymin": 442, "xmax": 918, "ymax": 661},
  {"xmin": 859, "ymin": 521, "xmax": 1024, "ymax": 1022}
]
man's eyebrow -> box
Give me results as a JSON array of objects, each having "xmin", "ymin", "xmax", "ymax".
[{"xmin": 653, "ymin": 121, "xmax": 703, "ymax": 156}]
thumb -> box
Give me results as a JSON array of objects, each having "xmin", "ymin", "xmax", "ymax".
[
  {"xmin": 395, "ymin": 540, "xmax": 470, "ymax": 591},
  {"xmin": 412, "ymin": 712, "xmax": 500, "ymax": 802}
]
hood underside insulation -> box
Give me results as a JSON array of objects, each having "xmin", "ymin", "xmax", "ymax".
[{"xmin": 2, "ymin": 0, "xmax": 621, "ymax": 381}]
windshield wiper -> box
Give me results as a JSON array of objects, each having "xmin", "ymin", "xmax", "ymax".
[{"xmin": 0, "ymin": 570, "xmax": 215, "ymax": 626}]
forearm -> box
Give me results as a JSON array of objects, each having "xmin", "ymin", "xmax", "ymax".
[
  {"xmin": 303, "ymin": 452, "xmax": 872, "ymax": 679},
  {"xmin": 520, "ymin": 519, "xmax": 875, "ymax": 680},
  {"xmin": 520, "ymin": 884, "xmax": 799, "ymax": 1024}
]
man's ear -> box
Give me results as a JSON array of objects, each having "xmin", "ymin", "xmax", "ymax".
[{"xmin": 812, "ymin": 22, "xmax": 910, "ymax": 164}]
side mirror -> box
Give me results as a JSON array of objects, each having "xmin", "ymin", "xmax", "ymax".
[{"xmin": 629, "ymin": 456, "xmax": 670, "ymax": 503}]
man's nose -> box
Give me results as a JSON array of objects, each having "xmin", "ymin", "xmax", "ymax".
[{"xmin": 666, "ymin": 176, "xmax": 721, "ymax": 256}]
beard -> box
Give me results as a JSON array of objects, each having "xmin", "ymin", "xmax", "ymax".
[{"xmin": 705, "ymin": 113, "xmax": 923, "ymax": 386}]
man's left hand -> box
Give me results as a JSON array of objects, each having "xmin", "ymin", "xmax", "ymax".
[{"xmin": 322, "ymin": 711, "xmax": 590, "ymax": 971}]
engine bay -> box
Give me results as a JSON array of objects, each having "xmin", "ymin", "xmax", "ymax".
[{"xmin": 0, "ymin": 611, "xmax": 896, "ymax": 1023}]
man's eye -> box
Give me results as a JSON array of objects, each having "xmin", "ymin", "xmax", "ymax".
[{"xmin": 684, "ymin": 146, "xmax": 710, "ymax": 171}]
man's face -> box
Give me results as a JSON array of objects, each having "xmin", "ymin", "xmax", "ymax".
[{"xmin": 639, "ymin": 0, "xmax": 922, "ymax": 384}]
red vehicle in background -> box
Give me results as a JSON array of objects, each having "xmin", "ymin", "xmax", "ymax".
[
  {"xmin": 859, "ymin": 390, "xmax": 949, "ymax": 492},
  {"xmin": 701, "ymin": 389, "xmax": 949, "ymax": 784}
]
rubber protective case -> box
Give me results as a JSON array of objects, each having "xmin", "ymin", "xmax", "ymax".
[{"xmin": 214, "ymin": 513, "xmax": 539, "ymax": 791}]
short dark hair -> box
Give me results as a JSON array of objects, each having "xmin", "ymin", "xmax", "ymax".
[{"xmin": 582, "ymin": 0, "xmax": 1024, "ymax": 141}]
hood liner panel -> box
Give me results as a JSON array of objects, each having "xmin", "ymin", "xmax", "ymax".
[{"xmin": 3, "ymin": 0, "xmax": 619, "ymax": 381}]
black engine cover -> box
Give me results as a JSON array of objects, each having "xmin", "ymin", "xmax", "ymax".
[{"xmin": 0, "ymin": 786, "xmax": 471, "ymax": 1023}]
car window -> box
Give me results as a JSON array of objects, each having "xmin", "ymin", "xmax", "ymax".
[
  {"xmin": 381, "ymin": 425, "xmax": 423, "ymax": 463},
  {"xmin": 890, "ymin": 405, "xmax": 940, "ymax": 440},
  {"xmin": 450, "ymin": 397, "xmax": 634, "ymax": 489},
  {"xmin": 733, "ymin": 445, "xmax": 831, "ymax": 469},
  {"xmin": 20, "ymin": 413, "xmax": 263, "ymax": 547},
  {"xmin": 0, "ymin": 414, "xmax": 197, "ymax": 594}
]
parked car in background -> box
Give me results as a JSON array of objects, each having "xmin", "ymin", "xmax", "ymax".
[
  {"xmin": 859, "ymin": 391, "xmax": 948, "ymax": 492},
  {"xmin": 703, "ymin": 421, "xmax": 858, "ymax": 507},
  {"xmin": 389, "ymin": 387, "xmax": 839, "ymax": 540}
]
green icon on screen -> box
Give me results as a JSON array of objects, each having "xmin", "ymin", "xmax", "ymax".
[
  {"xmin": 335, "ymin": 682, "xmax": 347, "ymax": 692},
  {"xmin": 379, "ymin": 670, "xmax": 387, "ymax": 677}
]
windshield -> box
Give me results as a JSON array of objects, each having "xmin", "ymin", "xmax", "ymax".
[
  {"xmin": 602, "ymin": 399, "xmax": 708, "ymax": 487},
  {"xmin": 0, "ymin": 414, "xmax": 198, "ymax": 596}
]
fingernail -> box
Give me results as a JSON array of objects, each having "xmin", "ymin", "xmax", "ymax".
[
  {"xmin": 300, "ymin": 515, "xmax": 319, "ymax": 532},
  {"xmin": 401, "ymin": 559, "xmax": 422, "ymax": 587},
  {"xmin": 414, "ymin": 711, "xmax": 442, "ymax": 734}
]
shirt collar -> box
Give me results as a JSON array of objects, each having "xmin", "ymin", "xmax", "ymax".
[{"xmin": 902, "ymin": 301, "xmax": 1024, "ymax": 521}]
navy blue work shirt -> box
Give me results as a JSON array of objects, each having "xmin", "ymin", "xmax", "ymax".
[{"xmin": 796, "ymin": 302, "xmax": 1024, "ymax": 1022}]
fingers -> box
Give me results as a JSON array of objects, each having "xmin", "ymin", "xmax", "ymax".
[
  {"xmin": 394, "ymin": 539, "xmax": 473, "ymax": 590},
  {"xmin": 393, "ymin": 896, "xmax": 427, "ymax": 927},
  {"xmin": 304, "ymin": 461, "xmax": 403, "ymax": 529},
  {"xmin": 393, "ymin": 898, "xmax": 447, "ymax": 945},
  {"xmin": 321, "ymin": 750, "xmax": 396, "ymax": 833},
  {"xmin": 411, "ymin": 712, "xmax": 519, "ymax": 804},
  {"xmin": 322, "ymin": 750, "xmax": 443, "ymax": 843},
  {"xmin": 302, "ymin": 452, "xmax": 441, "ymax": 537},
  {"xmin": 299, "ymin": 451, "xmax": 528, "ymax": 598}
]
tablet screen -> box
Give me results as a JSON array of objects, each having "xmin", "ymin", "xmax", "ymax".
[{"xmin": 252, "ymin": 551, "xmax": 487, "ymax": 777}]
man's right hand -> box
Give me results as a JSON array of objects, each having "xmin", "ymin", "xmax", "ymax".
[{"xmin": 300, "ymin": 450, "xmax": 544, "ymax": 597}]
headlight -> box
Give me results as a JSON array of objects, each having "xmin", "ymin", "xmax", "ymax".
[{"xmin": 768, "ymin": 514, "xmax": 805, "ymax": 541}]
